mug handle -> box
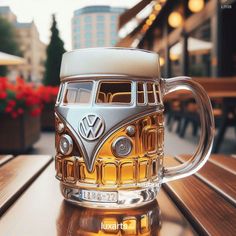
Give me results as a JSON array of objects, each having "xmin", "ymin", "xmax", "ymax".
[{"xmin": 161, "ymin": 76, "xmax": 215, "ymax": 183}]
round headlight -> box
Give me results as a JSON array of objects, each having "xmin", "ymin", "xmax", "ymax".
[
  {"xmin": 59, "ymin": 134, "xmax": 73, "ymax": 155},
  {"xmin": 112, "ymin": 136, "xmax": 133, "ymax": 157}
]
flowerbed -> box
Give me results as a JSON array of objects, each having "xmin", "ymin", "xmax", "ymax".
[
  {"xmin": 0, "ymin": 77, "xmax": 58, "ymax": 153},
  {"xmin": 0, "ymin": 77, "xmax": 42, "ymax": 118}
]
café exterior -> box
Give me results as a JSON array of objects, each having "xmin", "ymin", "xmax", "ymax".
[{"xmin": 116, "ymin": 0, "xmax": 236, "ymax": 78}]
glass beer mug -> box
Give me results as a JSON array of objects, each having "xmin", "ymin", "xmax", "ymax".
[{"xmin": 55, "ymin": 48, "xmax": 214, "ymax": 209}]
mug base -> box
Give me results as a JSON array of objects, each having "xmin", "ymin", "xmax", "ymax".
[{"xmin": 60, "ymin": 183, "xmax": 161, "ymax": 209}]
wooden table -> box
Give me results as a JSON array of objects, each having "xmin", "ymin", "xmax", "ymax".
[{"xmin": 0, "ymin": 154, "xmax": 236, "ymax": 235}]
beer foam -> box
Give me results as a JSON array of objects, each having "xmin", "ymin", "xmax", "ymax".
[{"xmin": 60, "ymin": 48, "xmax": 160, "ymax": 79}]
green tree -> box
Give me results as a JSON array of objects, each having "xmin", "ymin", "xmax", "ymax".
[
  {"xmin": 44, "ymin": 14, "xmax": 66, "ymax": 86},
  {"xmin": 0, "ymin": 16, "xmax": 20, "ymax": 76}
]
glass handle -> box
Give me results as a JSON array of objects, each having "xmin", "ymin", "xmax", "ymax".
[{"xmin": 161, "ymin": 76, "xmax": 215, "ymax": 183}]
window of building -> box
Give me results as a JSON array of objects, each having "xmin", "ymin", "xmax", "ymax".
[
  {"xmin": 111, "ymin": 39, "xmax": 116, "ymax": 46},
  {"xmin": 84, "ymin": 15, "xmax": 92, "ymax": 24},
  {"xmin": 111, "ymin": 23, "xmax": 117, "ymax": 30},
  {"xmin": 137, "ymin": 82, "xmax": 145, "ymax": 105},
  {"xmin": 97, "ymin": 40, "xmax": 104, "ymax": 46},
  {"xmin": 111, "ymin": 33, "xmax": 117, "ymax": 40},
  {"xmin": 97, "ymin": 31, "xmax": 104, "ymax": 38},
  {"xmin": 97, "ymin": 22, "xmax": 104, "ymax": 31},
  {"xmin": 97, "ymin": 15, "xmax": 104, "ymax": 21},
  {"xmin": 111, "ymin": 15, "xmax": 117, "ymax": 22},
  {"xmin": 85, "ymin": 33, "xmax": 92, "ymax": 40},
  {"xmin": 63, "ymin": 82, "xmax": 93, "ymax": 105},
  {"xmin": 84, "ymin": 24, "xmax": 92, "ymax": 32},
  {"xmin": 74, "ymin": 18, "xmax": 80, "ymax": 25},
  {"xmin": 96, "ymin": 82, "xmax": 132, "ymax": 105}
]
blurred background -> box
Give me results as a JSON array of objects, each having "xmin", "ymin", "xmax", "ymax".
[{"xmin": 0, "ymin": 0, "xmax": 235, "ymax": 157}]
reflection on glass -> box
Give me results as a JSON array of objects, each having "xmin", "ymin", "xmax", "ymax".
[
  {"xmin": 57, "ymin": 200, "xmax": 161, "ymax": 236},
  {"xmin": 63, "ymin": 82, "xmax": 93, "ymax": 104}
]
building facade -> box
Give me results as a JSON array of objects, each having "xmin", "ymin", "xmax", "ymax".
[
  {"xmin": 117, "ymin": 0, "xmax": 236, "ymax": 78},
  {"xmin": 72, "ymin": 6, "xmax": 125, "ymax": 49},
  {"xmin": 0, "ymin": 6, "xmax": 46, "ymax": 82}
]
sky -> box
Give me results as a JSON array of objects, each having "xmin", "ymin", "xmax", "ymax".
[{"xmin": 0, "ymin": 0, "xmax": 139, "ymax": 50}]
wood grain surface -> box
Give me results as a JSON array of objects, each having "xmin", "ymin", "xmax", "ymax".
[
  {"xmin": 163, "ymin": 157, "xmax": 236, "ymax": 236},
  {"xmin": 0, "ymin": 162, "xmax": 196, "ymax": 236},
  {"xmin": 0, "ymin": 155, "xmax": 14, "ymax": 167},
  {"xmin": 176, "ymin": 155, "xmax": 236, "ymax": 206},
  {"xmin": 1, "ymin": 154, "xmax": 235, "ymax": 235},
  {"xmin": 0, "ymin": 155, "xmax": 53, "ymax": 216},
  {"xmin": 210, "ymin": 155, "xmax": 236, "ymax": 175}
]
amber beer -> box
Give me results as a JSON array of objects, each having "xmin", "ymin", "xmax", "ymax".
[
  {"xmin": 56, "ymin": 113, "xmax": 164, "ymax": 194},
  {"xmin": 55, "ymin": 48, "xmax": 214, "ymax": 208}
]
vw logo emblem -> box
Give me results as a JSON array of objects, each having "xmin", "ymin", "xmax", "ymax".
[{"xmin": 78, "ymin": 114, "xmax": 105, "ymax": 141}]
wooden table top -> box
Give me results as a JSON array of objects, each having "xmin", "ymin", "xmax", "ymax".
[{"xmin": 0, "ymin": 154, "xmax": 235, "ymax": 236}]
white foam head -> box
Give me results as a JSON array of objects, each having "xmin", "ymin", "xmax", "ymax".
[{"xmin": 60, "ymin": 48, "xmax": 160, "ymax": 80}]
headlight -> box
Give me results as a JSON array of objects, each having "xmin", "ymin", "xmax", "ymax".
[
  {"xmin": 59, "ymin": 134, "xmax": 73, "ymax": 155},
  {"xmin": 112, "ymin": 136, "xmax": 133, "ymax": 157}
]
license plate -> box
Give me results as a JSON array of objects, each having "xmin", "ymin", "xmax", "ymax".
[{"xmin": 79, "ymin": 190, "xmax": 118, "ymax": 203}]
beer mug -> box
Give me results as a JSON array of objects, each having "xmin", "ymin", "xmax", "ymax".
[{"xmin": 55, "ymin": 48, "xmax": 214, "ymax": 209}]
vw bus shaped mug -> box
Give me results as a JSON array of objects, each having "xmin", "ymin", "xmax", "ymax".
[{"xmin": 55, "ymin": 48, "xmax": 214, "ymax": 209}]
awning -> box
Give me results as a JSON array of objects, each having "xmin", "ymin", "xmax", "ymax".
[
  {"xmin": 0, "ymin": 51, "xmax": 26, "ymax": 65},
  {"xmin": 119, "ymin": 0, "xmax": 152, "ymax": 29},
  {"xmin": 170, "ymin": 37, "xmax": 212, "ymax": 58},
  {"xmin": 116, "ymin": 21, "xmax": 145, "ymax": 48}
]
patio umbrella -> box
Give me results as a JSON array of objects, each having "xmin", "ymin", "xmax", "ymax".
[
  {"xmin": 170, "ymin": 37, "xmax": 212, "ymax": 60},
  {"xmin": 0, "ymin": 51, "xmax": 26, "ymax": 65}
]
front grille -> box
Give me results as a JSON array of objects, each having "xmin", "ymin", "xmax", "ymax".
[{"xmin": 55, "ymin": 154, "xmax": 164, "ymax": 188}]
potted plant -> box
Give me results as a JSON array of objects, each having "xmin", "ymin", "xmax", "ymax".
[{"xmin": 0, "ymin": 77, "xmax": 42, "ymax": 153}]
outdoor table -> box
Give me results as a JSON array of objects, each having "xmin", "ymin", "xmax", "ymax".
[{"xmin": 0, "ymin": 154, "xmax": 235, "ymax": 235}]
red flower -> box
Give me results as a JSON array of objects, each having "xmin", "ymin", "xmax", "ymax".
[
  {"xmin": 17, "ymin": 108, "xmax": 24, "ymax": 114},
  {"xmin": 0, "ymin": 77, "xmax": 8, "ymax": 90},
  {"xmin": 30, "ymin": 108, "xmax": 41, "ymax": 116},
  {"xmin": 0, "ymin": 92, "xmax": 7, "ymax": 99},
  {"xmin": 0, "ymin": 77, "xmax": 58, "ymax": 118},
  {"xmin": 7, "ymin": 100, "xmax": 16, "ymax": 107},
  {"xmin": 5, "ymin": 106, "xmax": 12, "ymax": 113},
  {"xmin": 16, "ymin": 93, "xmax": 24, "ymax": 100}
]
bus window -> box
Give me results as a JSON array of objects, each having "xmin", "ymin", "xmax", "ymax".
[
  {"xmin": 147, "ymin": 82, "xmax": 155, "ymax": 104},
  {"xmin": 63, "ymin": 82, "xmax": 93, "ymax": 104},
  {"xmin": 56, "ymin": 83, "xmax": 64, "ymax": 103},
  {"xmin": 137, "ymin": 82, "xmax": 145, "ymax": 105},
  {"xmin": 154, "ymin": 83, "xmax": 161, "ymax": 103},
  {"xmin": 96, "ymin": 82, "xmax": 131, "ymax": 105}
]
